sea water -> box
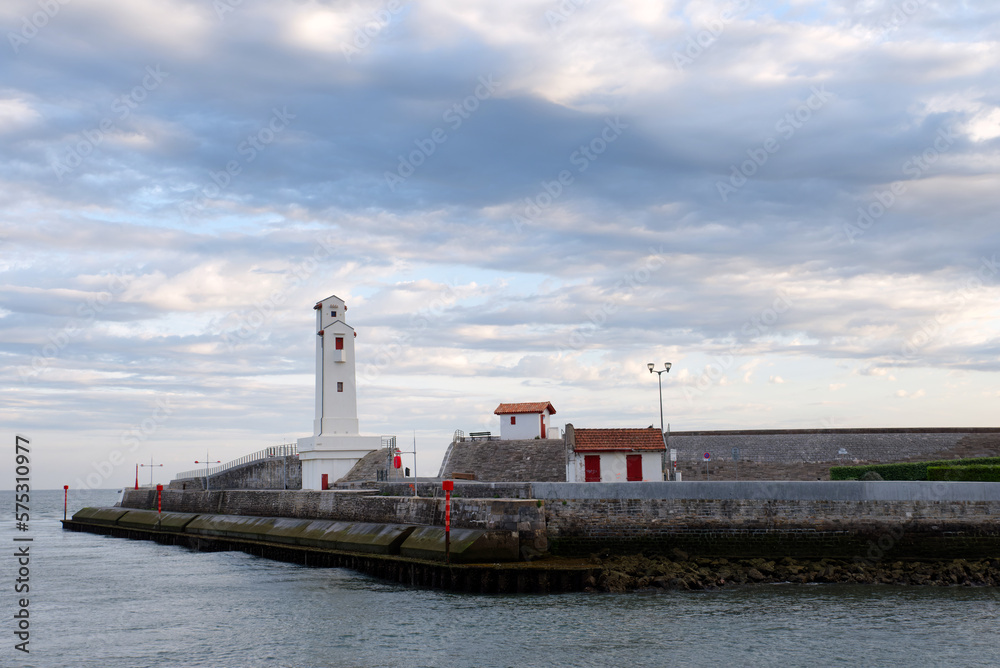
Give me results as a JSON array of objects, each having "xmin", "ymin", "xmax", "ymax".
[{"xmin": 1, "ymin": 489, "xmax": 998, "ymax": 668}]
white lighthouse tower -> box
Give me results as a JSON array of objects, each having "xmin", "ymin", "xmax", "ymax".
[{"xmin": 297, "ymin": 294, "xmax": 383, "ymax": 490}]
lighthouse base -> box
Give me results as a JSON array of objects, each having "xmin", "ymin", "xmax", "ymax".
[{"xmin": 297, "ymin": 434, "xmax": 384, "ymax": 490}]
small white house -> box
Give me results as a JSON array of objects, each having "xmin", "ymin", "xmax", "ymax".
[
  {"xmin": 564, "ymin": 423, "xmax": 665, "ymax": 482},
  {"xmin": 494, "ymin": 402, "xmax": 557, "ymax": 440}
]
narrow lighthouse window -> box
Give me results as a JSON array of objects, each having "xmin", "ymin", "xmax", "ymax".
[
  {"xmin": 335, "ymin": 337, "xmax": 344, "ymax": 350},
  {"xmin": 337, "ymin": 382, "xmax": 344, "ymax": 392}
]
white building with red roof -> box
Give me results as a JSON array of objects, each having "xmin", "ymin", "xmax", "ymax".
[
  {"xmin": 564, "ymin": 424, "xmax": 665, "ymax": 482},
  {"xmin": 494, "ymin": 401, "xmax": 557, "ymax": 440}
]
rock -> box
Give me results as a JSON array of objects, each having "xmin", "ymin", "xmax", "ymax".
[
  {"xmin": 671, "ymin": 547, "xmax": 689, "ymax": 561},
  {"xmin": 600, "ymin": 570, "xmax": 634, "ymax": 593},
  {"xmin": 519, "ymin": 545, "xmax": 543, "ymax": 561},
  {"xmin": 747, "ymin": 567, "xmax": 766, "ymax": 581}
]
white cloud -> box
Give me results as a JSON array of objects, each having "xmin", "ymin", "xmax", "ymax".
[{"xmin": 895, "ymin": 389, "xmax": 926, "ymax": 399}]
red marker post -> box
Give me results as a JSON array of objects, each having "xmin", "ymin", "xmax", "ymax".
[
  {"xmin": 442, "ymin": 480, "xmax": 454, "ymax": 564},
  {"xmin": 156, "ymin": 484, "xmax": 163, "ymax": 516},
  {"xmin": 135, "ymin": 464, "xmax": 139, "ymax": 490},
  {"xmin": 63, "ymin": 485, "xmax": 69, "ymax": 521}
]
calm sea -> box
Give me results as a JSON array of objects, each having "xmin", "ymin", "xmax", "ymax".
[{"xmin": 1, "ymin": 489, "xmax": 998, "ymax": 668}]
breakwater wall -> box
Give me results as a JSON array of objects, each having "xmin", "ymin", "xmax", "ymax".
[
  {"xmin": 62, "ymin": 509, "xmax": 592, "ymax": 593},
  {"xmin": 534, "ymin": 481, "xmax": 1000, "ymax": 559},
  {"xmin": 122, "ymin": 488, "xmax": 549, "ymax": 554},
  {"xmin": 121, "ymin": 482, "xmax": 1000, "ymax": 562}
]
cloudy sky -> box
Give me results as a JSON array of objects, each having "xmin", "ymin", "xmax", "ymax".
[{"xmin": 3, "ymin": 0, "xmax": 999, "ymax": 489}]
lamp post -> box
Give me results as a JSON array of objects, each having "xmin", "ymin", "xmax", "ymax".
[
  {"xmin": 195, "ymin": 453, "xmax": 221, "ymax": 491},
  {"xmin": 140, "ymin": 456, "xmax": 163, "ymax": 487},
  {"xmin": 647, "ymin": 362, "xmax": 672, "ymax": 479}
]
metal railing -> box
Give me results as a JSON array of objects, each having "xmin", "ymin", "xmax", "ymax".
[{"xmin": 174, "ymin": 443, "xmax": 298, "ymax": 481}]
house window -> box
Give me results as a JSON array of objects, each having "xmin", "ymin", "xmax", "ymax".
[
  {"xmin": 584, "ymin": 455, "xmax": 601, "ymax": 482},
  {"xmin": 331, "ymin": 310, "xmax": 337, "ymax": 318},
  {"xmin": 337, "ymin": 382, "xmax": 344, "ymax": 392},
  {"xmin": 335, "ymin": 337, "xmax": 344, "ymax": 350},
  {"xmin": 626, "ymin": 454, "xmax": 643, "ymax": 481},
  {"xmin": 510, "ymin": 416, "xmax": 515, "ymax": 425}
]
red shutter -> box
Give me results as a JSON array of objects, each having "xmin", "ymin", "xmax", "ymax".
[
  {"xmin": 626, "ymin": 454, "xmax": 643, "ymax": 481},
  {"xmin": 585, "ymin": 455, "xmax": 601, "ymax": 482},
  {"xmin": 511, "ymin": 416, "xmax": 515, "ymax": 425}
]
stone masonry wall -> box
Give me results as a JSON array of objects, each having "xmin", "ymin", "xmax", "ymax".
[
  {"xmin": 439, "ymin": 438, "xmax": 566, "ymax": 482},
  {"xmin": 126, "ymin": 481, "xmax": 1000, "ymax": 562},
  {"xmin": 121, "ymin": 488, "xmax": 547, "ymax": 551},
  {"xmin": 668, "ymin": 429, "xmax": 1000, "ymax": 481},
  {"xmin": 376, "ymin": 481, "xmax": 536, "ymax": 499},
  {"xmin": 669, "ymin": 430, "xmax": 969, "ymax": 464},
  {"xmin": 339, "ymin": 448, "xmax": 407, "ymax": 482},
  {"xmin": 170, "ymin": 455, "xmax": 302, "ymax": 490},
  {"xmin": 534, "ymin": 481, "xmax": 1000, "ymax": 559}
]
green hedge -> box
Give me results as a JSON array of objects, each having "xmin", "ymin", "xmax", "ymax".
[
  {"xmin": 927, "ymin": 465, "xmax": 1000, "ymax": 482},
  {"xmin": 830, "ymin": 456, "xmax": 1000, "ymax": 481}
]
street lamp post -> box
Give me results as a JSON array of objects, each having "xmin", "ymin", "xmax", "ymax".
[{"xmin": 647, "ymin": 362, "xmax": 672, "ymax": 480}]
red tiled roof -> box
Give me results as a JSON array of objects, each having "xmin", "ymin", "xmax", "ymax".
[
  {"xmin": 574, "ymin": 428, "xmax": 664, "ymax": 452},
  {"xmin": 494, "ymin": 402, "xmax": 556, "ymax": 415}
]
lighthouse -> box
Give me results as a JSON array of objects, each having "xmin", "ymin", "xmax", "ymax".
[{"xmin": 297, "ymin": 294, "xmax": 383, "ymax": 490}]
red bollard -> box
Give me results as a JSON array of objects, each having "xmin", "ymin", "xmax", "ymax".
[
  {"xmin": 442, "ymin": 480, "xmax": 454, "ymax": 563},
  {"xmin": 63, "ymin": 485, "xmax": 68, "ymax": 521}
]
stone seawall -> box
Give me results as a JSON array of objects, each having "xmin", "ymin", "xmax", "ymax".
[
  {"xmin": 122, "ymin": 488, "xmax": 548, "ymax": 553},
  {"xmin": 124, "ymin": 482, "xmax": 1000, "ymax": 563},
  {"xmin": 532, "ymin": 482, "xmax": 1000, "ymax": 559}
]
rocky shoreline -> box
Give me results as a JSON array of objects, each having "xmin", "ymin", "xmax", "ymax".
[{"xmin": 589, "ymin": 551, "xmax": 1000, "ymax": 592}]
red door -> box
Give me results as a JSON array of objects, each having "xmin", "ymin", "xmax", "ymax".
[
  {"xmin": 321, "ymin": 473, "xmax": 329, "ymax": 490},
  {"xmin": 626, "ymin": 454, "xmax": 643, "ymax": 481},
  {"xmin": 540, "ymin": 414, "xmax": 546, "ymax": 439},
  {"xmin": 584, "ymin": 455, "xmax": 601, "ymax": 482}
]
